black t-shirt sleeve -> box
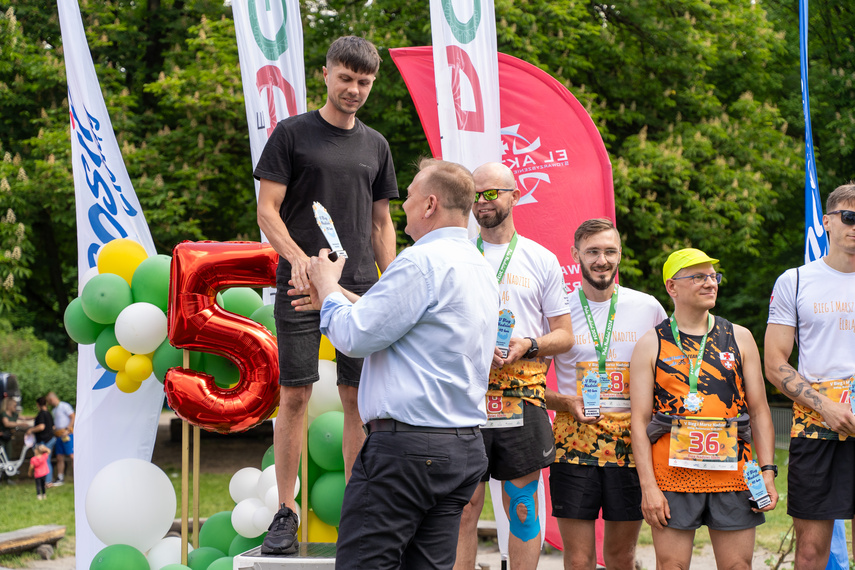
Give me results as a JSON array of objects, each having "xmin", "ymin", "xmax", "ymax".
[
  {"xmin": 253, "ymin": 120, "xmax": 293, "ymax": 186},
  {"xmin": 372, "ymin": 138, "xmax": 399, "ymax": 202}
]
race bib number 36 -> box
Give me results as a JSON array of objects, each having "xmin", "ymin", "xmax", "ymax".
[{"xmin": 668, "ymin": 418, "xmax": 738, "ymax": 471}]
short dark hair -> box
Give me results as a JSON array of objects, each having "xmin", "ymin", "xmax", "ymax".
[
  {"xmin": 574, "ymin": 218, "xmax": 620, "ymax": 248},
  {"xmin": 37, "ymin": 396, "xmax": 47, "ymax": 407},
  {"xmin": 418, "ymin": 158, "xmax": 475, "ymax": 215},
  {"xmin": 827, "ymin": 183, "xmax": 855, "ymax": 213},
  {"xmin": 326, "ymin": 36, "xmax": 381, "ymax": 75}
]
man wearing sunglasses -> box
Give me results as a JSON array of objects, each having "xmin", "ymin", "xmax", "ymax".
[
  {"xmin": 455, "ymin": 162, "xmax": 573, "ymax": 570},
  {"xmin": 630, "ymin": 248, "xmax": 778, "ymax": 569},
  {"xmin": 546, "ymin": 218, "xmax": 666, "ymax": 570},
  {"xmin": 765, "ymin": 183, "xmax": 855, "ymax": 569}
]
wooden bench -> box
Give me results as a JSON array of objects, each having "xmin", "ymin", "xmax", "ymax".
[{"xmin": 0, "ymin": 525, "xmax": 65, "ymax": 557}]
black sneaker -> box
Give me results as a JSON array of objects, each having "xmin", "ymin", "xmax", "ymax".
[{"xmin": 261, "ymin": 505, "xmax": 299, "ymax": 555}]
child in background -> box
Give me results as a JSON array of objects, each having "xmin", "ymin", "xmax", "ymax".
[{"xmin": 28, "ymin": 444, "xmax": 50, "ymax": 500}]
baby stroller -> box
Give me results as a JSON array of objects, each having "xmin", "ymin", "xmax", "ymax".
[{"xmin": 0, "ymin": 433, "xmax": 34, "ymax": 480}]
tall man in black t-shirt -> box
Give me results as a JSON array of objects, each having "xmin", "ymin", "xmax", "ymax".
[{"xmin": 254, "ymin": 36, "xmax": 398, "ymax": 555}]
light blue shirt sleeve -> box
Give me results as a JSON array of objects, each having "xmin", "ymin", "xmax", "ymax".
[{"xmin": 319, "ymin": 257, "xmax": 431, "ymax": 358}]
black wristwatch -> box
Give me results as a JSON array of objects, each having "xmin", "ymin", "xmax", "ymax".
[
  {"xmin": 760, "ymin": 464, "xmax": 778, "ymax": 478},
  {"xmin": 523, "ymin": 337, "xmax": 539, "ymax": 359}
]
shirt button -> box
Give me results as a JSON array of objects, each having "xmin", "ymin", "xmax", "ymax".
[{"xmin": 425, "ymin": 460, "xmax": 432, "ymax": 466}]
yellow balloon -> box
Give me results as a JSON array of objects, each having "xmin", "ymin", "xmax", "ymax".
[
  {"xmin": 319, "ymin": 335, "xmax": 336, "ymax": 361},
  {"xmin": 125, "ymin": 353, "xmax": 153, "ymax": 382},
  {"xmin": 115, "ymin": 371, "xmax": 142, "ymax": 393},
  {"xmin": 97, "ymin": 238, "xmax": 148, "ymax": 286},
  {"xmin": 307, "ymin": 510, "xmax": 338, "ymax": 543},
  {"xmin": 105, "ymin": 345, "xmax": 132, "ymax": 372}
]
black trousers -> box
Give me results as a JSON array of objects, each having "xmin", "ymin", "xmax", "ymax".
[{"xmin": 336, "ymin": 429, "xmax": 488, "ymax": 569}]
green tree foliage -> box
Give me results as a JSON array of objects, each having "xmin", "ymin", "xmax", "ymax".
[
  {"xmin": 0, "ymin": 0, "xmax": 851, "ymax": 364},
  {"xmin": 0, "ymin": 318, "xmax": 77, "ymax": 407}
]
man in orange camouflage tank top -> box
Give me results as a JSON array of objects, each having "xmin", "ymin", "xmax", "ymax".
[{"xmin": 629, "ymin": 248, "xmax": 778, "ymax": 569}]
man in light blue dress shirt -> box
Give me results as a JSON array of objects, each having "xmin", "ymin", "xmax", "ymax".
[{"xmin": 307, "ymin": 158, "xmax": 499, "ymax": 569}]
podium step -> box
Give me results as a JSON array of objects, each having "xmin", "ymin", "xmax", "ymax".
[{"xmin": 234, "ymin": 543, "xmax": 336, "ymax": 569}]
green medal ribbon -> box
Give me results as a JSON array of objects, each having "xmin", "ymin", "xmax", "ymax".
[
  {"xmin": 669, "ymin": 313, "xmax": 715, "ymax": 398},
  {"xmin": 578, "ymin": 285, "xmax": 619, "ymax": 379},
  {"xmin": 477, "ymin": 232, "xmax": 518, "ymax": 284}
]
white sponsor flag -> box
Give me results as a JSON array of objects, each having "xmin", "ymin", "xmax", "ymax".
[
  {"xmin": 429, "ymin": 0, "xmax": 502, "ymax": 171},
  {"xmin": 57, "ymin": 1, "xmax": 164, "ymax": 568},
  {"xmin": 232, "ymin": 0, "xmax": 305, "ymax": 303}
]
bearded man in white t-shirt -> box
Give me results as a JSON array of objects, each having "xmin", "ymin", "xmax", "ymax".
[
  {"xmin": 546, "ymin": 218, "xmax": 666, "ymax": 570},
  {"xmin": 766, "ymin": 183, "xmax": 855, "ymax": 570},
  {"xmin": 454, "ymin": 162, "xmax": 574, "ymax": 570}
]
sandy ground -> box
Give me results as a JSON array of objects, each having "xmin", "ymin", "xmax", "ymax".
[{"xmin": 12, "ymin": 413, "xmax": 782, "ymax": 569}]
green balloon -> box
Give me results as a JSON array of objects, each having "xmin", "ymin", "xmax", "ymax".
[
  {"xmin": 310, "ymin": 471, "xmax": 346, "ymax": 527},
  {"xmin": 220, "ymin": 288, "xmax": 263, "ymax": 319},
  {"xmin": 249, "ymin": 304, "xmax": 276, "ymax": 334},
  {"xmin": 261, "ymin": 444, "xmax": 275, "ymax": 470},
  {"xmin": 187, "ymin": 546, "xmax": 225, "ymax": 570},
  {"xmin": 90, "ymin": 544, "xmax": 148, "ymax": 570},
  {"xmin": 152, "ymin": 340, "xmax": 205, "ymax": 382},
  {"xmin": 308, "ymin": 411, "xmax": 345, "ymax": 471},
  {"xmin": 199, "ymin": 511, "xmax": 238, "ymax": 552},
  {"xmin": 81, "ymin": 272, "xmax": 133, "ymax": 324},
  {"xmin": 94, "ymin": 326, "xmax": 119, "ymax": 372},
  {"xmin": 206, "ymin": 557, "xmax": 235, "ymax": 570},
  {"xmin": 228, "ymin": 533, "xmax": 265, "ymax": 557},
  {"xmin": 200, "ymin": 353, "xmax": 240, "ymax": 388},
  {"xmin": 64, "ymin": 296, "xmax": 107, "ymax": 345},
  {"xmin": 131, "ymin": 254, "xmax": 172, "ymax": 312}
]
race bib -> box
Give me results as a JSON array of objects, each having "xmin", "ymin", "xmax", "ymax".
[
  {"xmin": 792, "ymin": 376, "xmax": 855, "ymax": 440},
  {"xmin": 668, "ymin": 417, "xmax": 738, "ymax": 471},
  {"xmin": 483, "ymin": 393, "xmax": 524, "ymax": 429},
  {"xmin": 576, "ymin": 362, "xmax": 630, "ymax": 410}
]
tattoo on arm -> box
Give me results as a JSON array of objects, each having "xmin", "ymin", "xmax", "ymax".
[{"xmin": 779, "ymin": 364, "xmax": 823, "ymax": 411}]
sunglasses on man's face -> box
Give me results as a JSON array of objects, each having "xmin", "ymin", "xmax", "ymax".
[
  {"xmin": 828, "ymin": 210, "xmax": 855, "ymax": 225},
  {"xmin": 474, "ymin": 189, "xmax": 514, "ymax": 202}
]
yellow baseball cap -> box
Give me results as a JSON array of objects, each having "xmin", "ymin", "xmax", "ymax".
[{"xmin": 663, "ymin": 248, "xmax": 719, "ymax": 284}]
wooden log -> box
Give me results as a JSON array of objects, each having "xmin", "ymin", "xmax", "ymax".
[{"xmin": 0, "ymin": 525, "xmax": 65, "ymax": 555}]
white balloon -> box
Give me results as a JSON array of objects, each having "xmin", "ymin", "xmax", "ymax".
[
  {"xmin": 263, "ymin": 485, "xmax": 280, "ymax": 514},
  {"xmin": 308, "ymin": 360, "xmax": 343, "ymax": 419},
  {"xmin": 255, "ymin": 465, "xmax": 277, "ymax": 500},
  {"xmin": 232, "ymin": 498, "xmax": 266, "ymax": 538},
  {"xmin": 115, "ymin": 302, "xmax": 167, "ymax": 354},
  {"xmin": 229, "ymin": 467, "xmax": 262, "ymax": 504},
  {"xmin": 252, "ymin": 505, "xmax": 275, "ymax": 533},
  {"xmin": 85, "ymin": 458, "xmax": 176, "ymax": 553},
  {"xmin": 79, "ymin": 266, "xmax": 100, "ymax": 291},
  {"xmin": 146, "ymin": 536, "xmax": 193, "ymax": 570}
]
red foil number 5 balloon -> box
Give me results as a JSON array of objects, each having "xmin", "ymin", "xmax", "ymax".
[{"xmin": 165, "ymin": 241, "xmax": 279, "ymax": 433}]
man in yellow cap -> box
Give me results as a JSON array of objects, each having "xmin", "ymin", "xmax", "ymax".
[{"xmin": 629, "ymin": 248, "xmax": 778, "ymax": 568}]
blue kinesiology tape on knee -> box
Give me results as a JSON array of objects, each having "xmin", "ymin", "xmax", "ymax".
[{"xmin": 504, "ymin": 479, "xmax": 540, "ymax": 542}]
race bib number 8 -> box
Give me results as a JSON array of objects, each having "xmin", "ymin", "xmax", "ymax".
[
  {"xmin": 575, "ymin": 361, "xmax": 630, "ymax": 409},
  {"xmin": 668, "ymin": 418, "xmax": 738, "ymax": 471}
]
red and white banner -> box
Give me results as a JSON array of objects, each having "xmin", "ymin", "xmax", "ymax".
[
  {"xmin": 429, "ymin": 0, "xmax": 502, "ymax": 170},
  {"xmin": 57, "ymin": 2, "xmax": 164, "ymax": 567},
  {"xmin": 391, "ymin": 46, "xmax": 614, "ymax": 554},
  {"xmin": 390, "ymin": 47, "xmax": 614, "ymax": 292},
  {"xmin": 232, "ymin": 0, "xmax": 305, "ymax": 303}
]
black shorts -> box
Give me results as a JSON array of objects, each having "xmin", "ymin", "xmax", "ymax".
[
  {"xmin": 273, "ymin": 285, "xmax": 364, "ymax": 387},
  {"xmin": 788, "ymin": 437, "xmax": 855, "ymax": 520},
  {"xmin": 480, "ymin": 402, "xmax": 555, "ymax": 481},
  {"xmin": 549, "ymin": 463, "xmax": 642, "ymax": 521},
  {"xmin": 662, "ymin": 490, "xmax": 765, "ymax": 531}
]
